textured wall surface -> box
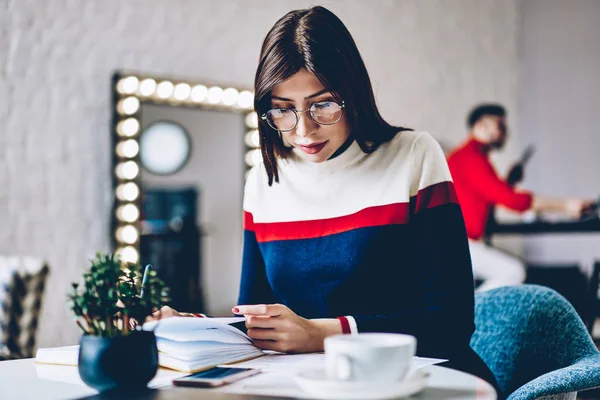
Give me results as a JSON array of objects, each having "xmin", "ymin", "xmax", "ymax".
[
  {"xmin": 519, "ymin": 0, "xmax": 600, "ymax": 272},
  {"xmin": 0, "ymin": 0, "xmax": 520, "ymax": 347}
]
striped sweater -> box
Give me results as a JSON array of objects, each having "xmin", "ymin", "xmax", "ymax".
[{"xmin": 239, "ymin": 131, "xmax": 480, "ymax": 365}]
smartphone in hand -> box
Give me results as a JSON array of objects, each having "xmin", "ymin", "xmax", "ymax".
[{"xmin": 173, "ymin": 367, "xmax": 261, "ymax": 388}]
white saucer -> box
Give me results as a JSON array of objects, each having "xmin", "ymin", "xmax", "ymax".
[{"xmin": 294, "ymin": 368, "xmax": 429, "ymax": 399}]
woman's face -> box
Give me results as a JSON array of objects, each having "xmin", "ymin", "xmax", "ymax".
[{"xmin": 270, "ymin": 68, "xmax": 350, "ymax": 163}]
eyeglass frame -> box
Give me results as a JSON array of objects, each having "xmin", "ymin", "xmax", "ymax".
[{"xmin": 260, "ymin": 100, "xmax": 345, "ymax": 132}]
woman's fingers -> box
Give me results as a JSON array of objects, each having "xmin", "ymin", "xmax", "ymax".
[
  {"xmin": 158, "ymin": 305, "xmax": 179, "ymax": 317},
  {"xmin": 245, "ymin": 315, "xmax": 278, "ymax": 329},
  {"xmin": 247, "ymin": 328, "xmax": 279, "ymax": 341},
  {"xmin": 252, "ymin": 339, "xmax": 279, "ymax": 351},
  {"xmin": 233, "ymin": 303, "xmax": 287, "ymax": 317},
  {"xmin": 146, "ymin": 305, "xmax": 180, "ymax": 322},
  {"xmin": 252, "ymin": 338, "xmax": 294, "ymax": 353}
]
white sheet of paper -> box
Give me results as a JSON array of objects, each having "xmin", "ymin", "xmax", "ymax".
[
  {"xmin": 34, "ymin": 363, "xmax": 188, "ymax": 389},
  {"xmin": 226, "ymin": 352, "xmax": 447, "ymax": 371},
  {"xmin": 413, "ymin": 356, "xmax": 448, "ymax": 369},
  {"xmin": 214, "ymin": 353, "xmax": 447, "ymax": 399}
]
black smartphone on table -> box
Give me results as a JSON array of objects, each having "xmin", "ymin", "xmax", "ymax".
[{"xmin": 172, "ymin": 367, "xmax": 261, "ymax": 388}]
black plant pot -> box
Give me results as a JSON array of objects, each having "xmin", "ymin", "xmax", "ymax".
[{"xmin": 78, "ymin": 330, "xmax": 158, "ymax": 393}]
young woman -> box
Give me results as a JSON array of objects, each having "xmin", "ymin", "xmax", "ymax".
[{"xmin": 158, "ymin": 5, "xmax": 499, "ymax": 390}]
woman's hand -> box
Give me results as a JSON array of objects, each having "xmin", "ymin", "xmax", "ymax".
[
  {"xmin": 233, "ymin": 303, "xmax": 342, "ymax": 353},
  {"xmin": 146, "ymin": 306, "xmax": 198, "ymax": 322}
]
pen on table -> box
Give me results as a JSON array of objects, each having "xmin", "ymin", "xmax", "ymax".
[
  {"xmin": 133, "ymin": 264, "xmax": 152, "ymax": 331},
  {"xmin": 139, "ymin": 264, "xmax": 152, "ymax": 300}
]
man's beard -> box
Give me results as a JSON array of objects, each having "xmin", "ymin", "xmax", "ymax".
[{"xmin": 490, "ymin": 135, "xmax": 506, "ymax": 150}]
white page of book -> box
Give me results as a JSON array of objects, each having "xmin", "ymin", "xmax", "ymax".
[
  {"xmin": 153, "ymin": 327, "xmax": 251, "ymax": 344},
  {"xmin": 144, "ymin": 317, "xmax": 249, "ymax": 341},
  {"xmin": 156, "ymin": 338, "xmax": 255, "ymax": 359}
]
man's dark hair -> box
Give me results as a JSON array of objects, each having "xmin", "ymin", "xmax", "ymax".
[{"xmin": 467, "ymin": 104, "xmax": 506, "ymax": 128}]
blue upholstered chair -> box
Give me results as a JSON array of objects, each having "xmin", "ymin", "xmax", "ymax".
[{"xmin": 471, "ymin": 284, "xmax": 600, "ymax": 400}]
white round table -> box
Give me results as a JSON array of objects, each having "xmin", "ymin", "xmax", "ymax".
[{"xmin": 0, "ymin": 357, "xmax": 496, "ymax": 400}]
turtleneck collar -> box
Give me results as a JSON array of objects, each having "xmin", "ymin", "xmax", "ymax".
[{"xmin": 288, "ymin": 139, "xmax": 365, "ymax": 174}]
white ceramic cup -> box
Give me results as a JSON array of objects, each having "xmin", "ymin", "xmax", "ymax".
[{"xmin": 324, "ymin": 333, "xmax": 416, "ymax": 382}]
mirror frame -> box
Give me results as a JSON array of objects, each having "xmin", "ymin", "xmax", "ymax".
[{"xmin": 110, "ymin": 70, "xmax": 258, "ymax": 264}]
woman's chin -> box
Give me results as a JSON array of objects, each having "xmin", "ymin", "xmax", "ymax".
[{"xmin": 300, "ymin": 152, "xmax": 331, "ymax": 163}]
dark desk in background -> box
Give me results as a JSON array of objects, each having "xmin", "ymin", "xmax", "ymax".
[{"xmin": 490, "ymin": 217, "xmax": 600, "ymax": 235}]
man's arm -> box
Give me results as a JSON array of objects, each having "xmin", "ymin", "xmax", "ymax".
[
  {"xmin": 462, "ymin": 156, "xmax": 533, "ymax": 212},
  {"xmin": 531, "ymin": 196, "xmax": 593, "ymax": 218}
]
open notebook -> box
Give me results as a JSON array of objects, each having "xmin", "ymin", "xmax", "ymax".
[
  {"xmin": 144, "ymin": 316, "xmax": 264, "ymax": 372},
  {"xmin": 35, "ymin": 317, "xmax": 264, "ymax": 373}
]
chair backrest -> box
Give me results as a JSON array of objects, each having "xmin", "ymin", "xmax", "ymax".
[
  {"xmin": 0, "ymin": 265, "xmax": 17, "ymax": 358},
  {"xmin": 470, "ymin": 284, "xmax": 598, "ymax": 397},
  {"xmin": 0, "ymin": 256, "xmax": 49, "ymax": 359}
]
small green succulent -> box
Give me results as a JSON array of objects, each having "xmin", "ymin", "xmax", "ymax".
[{"xmin": 67, "ymin": 252, "xmax": 170, "ymax": 337}]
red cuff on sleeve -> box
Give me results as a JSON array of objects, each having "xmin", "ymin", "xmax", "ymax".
[{"xmin": 337, "ymin": 316, "xmax": 351, "ymax": 334}]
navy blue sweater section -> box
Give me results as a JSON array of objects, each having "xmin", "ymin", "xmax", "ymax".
[{"xmin": 238, "ymin": 203, "xmax": 476, "ymax": 360}]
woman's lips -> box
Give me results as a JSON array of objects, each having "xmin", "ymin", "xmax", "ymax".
[{"xmin": 297, "ymin": 141, "xmax": 328, "ymax": 155}]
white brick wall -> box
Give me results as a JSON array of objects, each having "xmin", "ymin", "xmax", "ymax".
[{"xmin": 1, "ymin": 0, "xmax": 519, "ymax": 347}]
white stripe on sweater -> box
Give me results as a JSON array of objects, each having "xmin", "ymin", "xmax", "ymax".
[{"xmin": 244, "ymin": 131, "xmax": 452, "ymax": 223}]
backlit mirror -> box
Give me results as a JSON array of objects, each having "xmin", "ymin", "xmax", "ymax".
[{"xmin": 110, "ymin": 71, "xmax": 258, "ymax": 315}]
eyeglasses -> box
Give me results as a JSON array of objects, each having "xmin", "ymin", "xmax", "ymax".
[{"xmin": 261, "ymin": 100, "xmax": 345, "ymax": 132}]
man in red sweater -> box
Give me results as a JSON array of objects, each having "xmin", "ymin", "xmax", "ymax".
[{"xmin": 448, "ymin": 104, "xmax": 593, "ymax": 292}]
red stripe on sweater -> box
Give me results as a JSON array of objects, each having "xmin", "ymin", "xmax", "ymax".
[
  {"xmin": 244, "ymin": 181, "xmax": 456, "ymax": 242},
  {"xmin": 245, "ymin": 203, "xmax": 409, "ymax": 242},
  {"xmin": 337, "ymin": 316, "xmax": 351, "ymax": 334},
  {"xmin": 411, "ymin": 181, "xmax": 458, "ymax": 214},
  {"xmin": 244, "ymin": 210, "xmax": 255, "ymax": 231}
]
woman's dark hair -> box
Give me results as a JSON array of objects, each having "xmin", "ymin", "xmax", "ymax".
[
  {"xmin": 467, "ymin": 104, "xmax": 506, "ymax": 128},
  {"xmin": 254, "ymin": 6, "xmax": 411, "ymax": 185}
]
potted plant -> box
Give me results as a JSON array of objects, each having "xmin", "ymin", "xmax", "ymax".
[{"xmin": 67, "ymin": 252, "xmax": 170, "ymax": 393}]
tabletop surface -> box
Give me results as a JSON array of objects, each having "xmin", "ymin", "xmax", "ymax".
[{"xmin": 0, "ymin": 355, "xmax": 497, "ymax": 400}]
